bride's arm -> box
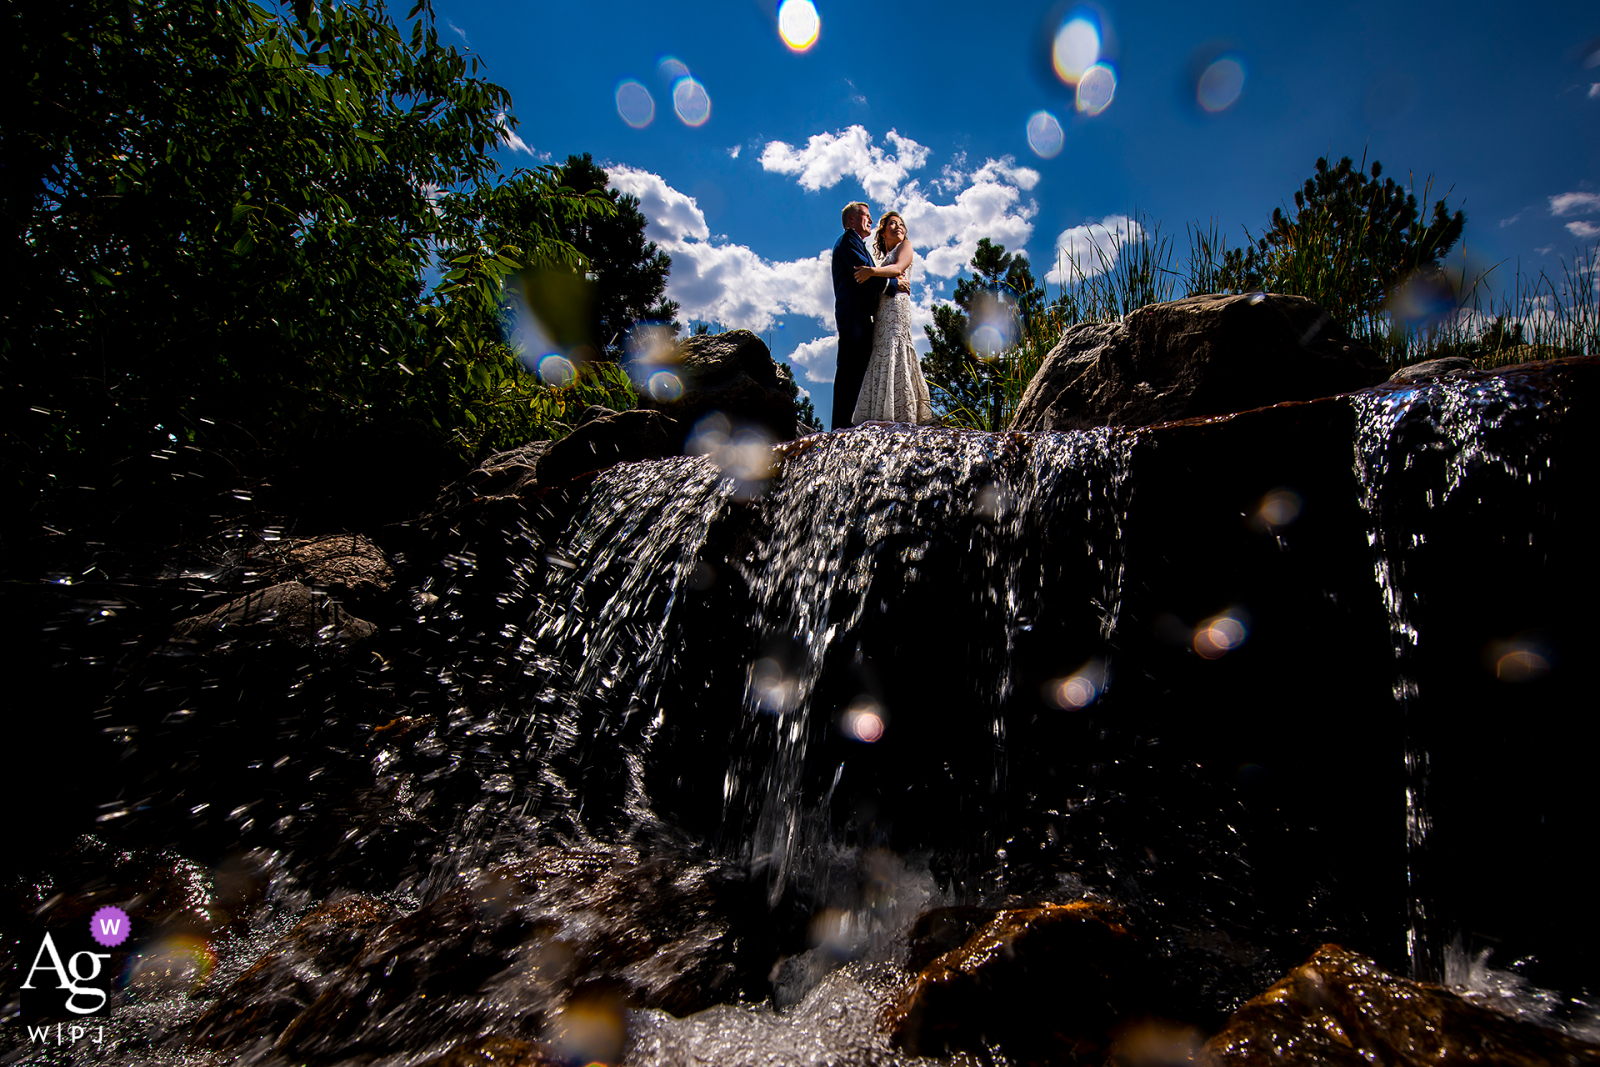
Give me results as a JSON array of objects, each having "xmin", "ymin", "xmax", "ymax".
[{"xmin": 853, "ymin": 243, "xmax": 913, "ymax": 282}]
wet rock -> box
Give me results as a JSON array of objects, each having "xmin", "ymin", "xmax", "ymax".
[
  {"xmin": 285, "ymin": 533, "xmax": 394, "ymax": 596},
  {"xmin": 257, "ymin": 849, "xmax": 756, "ymax": 1060},
  {"xmin": 1010, "ymin": 292, "xmax": 1387, "ymax": 431},
  {"xmin": 170, "ymin": 580, "xmax": 376, "ymax": 650},
  {"xmin": 903, "ymin": 905, "xmax": 994, "ymax": 972},
  {"xmin": 464, "ymin": 441, "xmax": 555, "ymax": 499},
  {"xmin": 634, "ymin": 329, "xmax": 798, "ymax": 446},
  {"xmin": 1389, "ymin": 355, "xmax": 1475, "ymax": 383},
  {"xmin": 193, "ymin": 894, "xmax": 397, "ymax": 1047},
  {"xmin": 1198, "ymin": 944, "xmax": 1600, "ymax": 1066},
  {"xmin": 883, "ymin": 901, "xmax": 1153, "ymax": 1062},
  {"xmin": 416, "ymin": 1034, "xmax": 563, "ymax": 1066},
  {"xmin": 532, "ymin": 408, "xmax": 678, "ymax": 488}
]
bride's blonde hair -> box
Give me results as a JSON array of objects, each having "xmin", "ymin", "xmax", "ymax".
[{"xmin": 873, "ymin": 212, "xmax": 907, "ymax": 257}]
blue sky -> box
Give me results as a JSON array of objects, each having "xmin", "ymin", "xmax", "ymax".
[{"xmin": 434, "ymin": 0, "xmax": 1600, "ymax": 417}]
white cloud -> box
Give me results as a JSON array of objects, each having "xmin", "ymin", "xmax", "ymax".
[
  {"xmin": 1589, "ymin": 84, "xmax": 1600, "ymax": 99},
  {"xmin": 790, "ymin": 336, "xmax": 839, "ymax": 382},
  {"xmin": 728, "ymin": 145, "xmax": 741, "ymax": 159},
  {"xmin": 1045, "ymin": 215, "xmax": 1146, "ymax": 285},
  {"xmin": 612, "ymin": 128, "xmax": 1043, "ymax": 383},
  {"xmin": 608, "ymin": 165, "xmax": 711, "ymax": 242},
  {"xmin": 1498, "ymin": 213, "xmax": 1522, "ymax": 228},
  {"xmin": 759, "ymin": 125, "xmax": 931, "ymax": 203},
  {"xmin": 609, "ymin": 166, "xmax": 832, "ymax": 335},
  {"xmin": 1549, "ymin": 192, "xmax": 1600, "ymax": 217},
  {"xmin": 1566, "ymin": 220, "xmax": 1600, "ymax": 238},
  {"xmin": 494, "ymin": 112, "xmax": 546, "ymax": 159},
  {"xmin": 446, "ymin": 18, "xmax": 467, "ymax": 42}
]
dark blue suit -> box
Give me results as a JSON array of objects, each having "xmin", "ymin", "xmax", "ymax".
[{"xmin": 831, "ymin": 229, "xmax": 890, "ymax": 429}]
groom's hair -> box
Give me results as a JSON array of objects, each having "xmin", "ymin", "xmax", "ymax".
[{"xmin": 840, "ymin": 201, "xmax": 870, "ymax": 228}]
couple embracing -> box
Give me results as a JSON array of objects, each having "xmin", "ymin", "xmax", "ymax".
[{"xmin": 829, "ymin": 202, "xmax": 935, "ymax": 429}]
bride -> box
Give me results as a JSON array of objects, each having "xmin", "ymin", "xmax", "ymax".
[{"xmin": 851, "ymin": 211, "xmax": 934, "ymax": 425}]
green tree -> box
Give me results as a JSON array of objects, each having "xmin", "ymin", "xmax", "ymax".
[
  {"xmin": 922, "ymin": 238, "xmax": 1045, "ymax": 424},
  {"xmin": 5, "ymin": 0, "xmax": 609, "ymax": 536},
  {"xmin": 1220, "ymin": 155, "xmax": 1466, "ymax": 347},
  {"xmin": 551, "ymin": 153, "xmax": 680, "ymax": 358}
]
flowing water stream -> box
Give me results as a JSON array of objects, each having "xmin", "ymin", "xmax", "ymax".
[{"xmin": 8, "ymin": 362, "xmax": 1599, "ymax": 1064}]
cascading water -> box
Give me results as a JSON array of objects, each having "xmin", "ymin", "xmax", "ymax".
[{"xmin": 10, "ymin": 359, "xmax": 1599, "ymax": 1065}]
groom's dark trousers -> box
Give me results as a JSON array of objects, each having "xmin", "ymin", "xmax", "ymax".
[{"xmin": 831, "ymin": 228, "xmax": 889, "ymax": 429}]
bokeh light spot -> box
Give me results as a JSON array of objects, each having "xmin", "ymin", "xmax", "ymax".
[
  {"xmin": 1486, "ymin": 636, "xmax": 1552, "ymax": 682},
  {"xmin": 647, "ymin": 369, "xmax": 683, "ymax": 401},
  {"xmin": 777, "ymin": 0, "xmax": 820, "ymax": 51},
  {"xmin": 843, "ymin": 696, "xmax": 886, "ymax": 742},
  {"xmin": 1053, "ymin": 15, "xmax": 1101, "ymax": 85},
  {"xmin": 673, "ymin": 77, "xmax": 712, "ymax": 126},
  {"xmin": 1194, "ymin": 611, "xmax": 1249, "ymax": 659},
  {"xmin": 1076, "ymin": 62, "xmax": 1116, "ymax": 115},
  {"xmin": 658, "ymin": 56, "xmax": 691, "ymax": 83},
  {"xmin": 615, "ymin": 80, "xmax": 655, "ymax": 128},
  {"xmin": 537, "ymin": 354, "xmax": 575, "ymax": 386},
  {"xmin": 689, "ymin": 412, "xmax": 776, "ymax": 498},
  {"xmin": 1043, "ymin": 659, "xmax": 1108, "ymax": 710},
  {"xmin": 1026, "ymin": 110, "xmax": 1064, "ymax": 158},
  {"xmin": 751, "ymin": 656, "xmax": 797, "ymax": 714},
  {"xmin": 1253, "ymin": 487, "xmax": 1303, "ymax": 530},
  {"xmin": 1197, "ymin": 56, "xmax": 1245, "ymax": 112}
]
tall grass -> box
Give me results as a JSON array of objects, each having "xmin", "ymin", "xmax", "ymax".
[{"xmin": 937, "ymin": 211, "xmax": 1598, "ymax": 431}]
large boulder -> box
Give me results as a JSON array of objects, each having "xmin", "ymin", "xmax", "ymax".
[
  {"xmin": 1199, "ymin": 944, "xmax": 1600, "ymax": 1066},
  {"xmin": 634, "ymin": 330, "xmax": 797, "ymax": 445},
  {"xmin": 1010, "ymin": 293, "xmax": 1388, "ymax": 431}
]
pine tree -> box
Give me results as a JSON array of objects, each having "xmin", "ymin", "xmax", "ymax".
[
  {"xmin": 552, "ymin": 154, "xmax": 680, "ymax": 358},
  {"xmin": 1220, "ymin": 155, "xmax": 1465, "ymax": 336},
  {"xmin": 922, "ymin": 238, "xmax": 1045, "ymax": 423}
]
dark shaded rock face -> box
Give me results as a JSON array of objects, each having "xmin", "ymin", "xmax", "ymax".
[
  {"xmin": 1010, "ymin": 293, "xmax": 1388, "ymax": 431},
  {"xmin": 1199, "ymin": 944, "xmax": 1600, "ymax": 1066},
  {"xmin": 636, "ymin": 329, "xmax": 797, "ymax": 446},
  {"xmin": 884, "ymin": 901, "xmax": 1158, "ymax": 1061},
  {"xmin": 533, "ymin": 408, "xmax": 679, "ymax": 488}
]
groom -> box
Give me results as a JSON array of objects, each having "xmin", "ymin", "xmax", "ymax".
[{"xmin": 830, "ymin": 201, "xmax": 906, "ymax": 428}]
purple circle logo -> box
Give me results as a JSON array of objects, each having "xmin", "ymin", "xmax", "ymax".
[{"xmin": 90, "ymin": 905, "xmax": 131, "ymax": 947}]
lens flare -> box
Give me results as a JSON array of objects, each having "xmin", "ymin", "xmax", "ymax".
[
  {"xmin": 1197, "ymin": 56, "xmax": 1245, "ymax": 112},
  {"xmin": 537, "ymin": 354, "xmax": 575, "ymax": 386},
  {"xmin": 777, "ymin": 0, "xmax": 820, "ymax": 51},
  {"xmin": 751, "ymin": 656, "xmax": 798, "ymax": 714},
  {"xmin": 125, "ymin": 935, "xmax": 217, "ymax": 994},
  {"xmin": 658, "ymin": 56, "xmax": 691, "ymax": 83},
  {"xmin": 1486, "ymin": 636, "xmax": 1553, "ymax": 682},
  {"xmin": 647, "ymin": 369, "xmax": 683, "ymax": 401},
  {"xmin": 1076, "ymin": 62, "xmax": 1116, "ymax": 115},
  {"xmin": 843, "ymin": 696, "xmax": 886, "ymax": 742},
  {"xmin": 1389, "ymin": 269, "xmax": 1457, "ymax": 327},
  {"xmin": 615, "ymin": 80, "xmax": 655, "ymax": 128},
  {"xmin": 1026, "ymin": 110, "xmax": 1064, "ymax": 158},
  {"xmin": 673, "ymin": 77, "xmax": 712, "ymax": 126},
  {"xmin": 1252, "ymin": 487, "xmax": 1303, "ymax": 531},
  {"xmin": 1053, "ymin": 15, "xmax": 1101, "ymax": 84},
  {"xmin": 1043, "ymin": 659, "xmax": 1108, "ymax": 709},
  {"xmin": 1193, "ymin": 611, "xmax": 1249, "ymax": 659}
]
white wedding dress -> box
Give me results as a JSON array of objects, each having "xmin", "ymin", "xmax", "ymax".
[{"xmin": 851, "ymin": 241, "xmax": 934, "ymax": 425}]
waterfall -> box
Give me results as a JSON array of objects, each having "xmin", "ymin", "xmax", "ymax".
[{"xmin": 1352, "ymin": 370, "xmax": 1559, "ymax": 981}]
